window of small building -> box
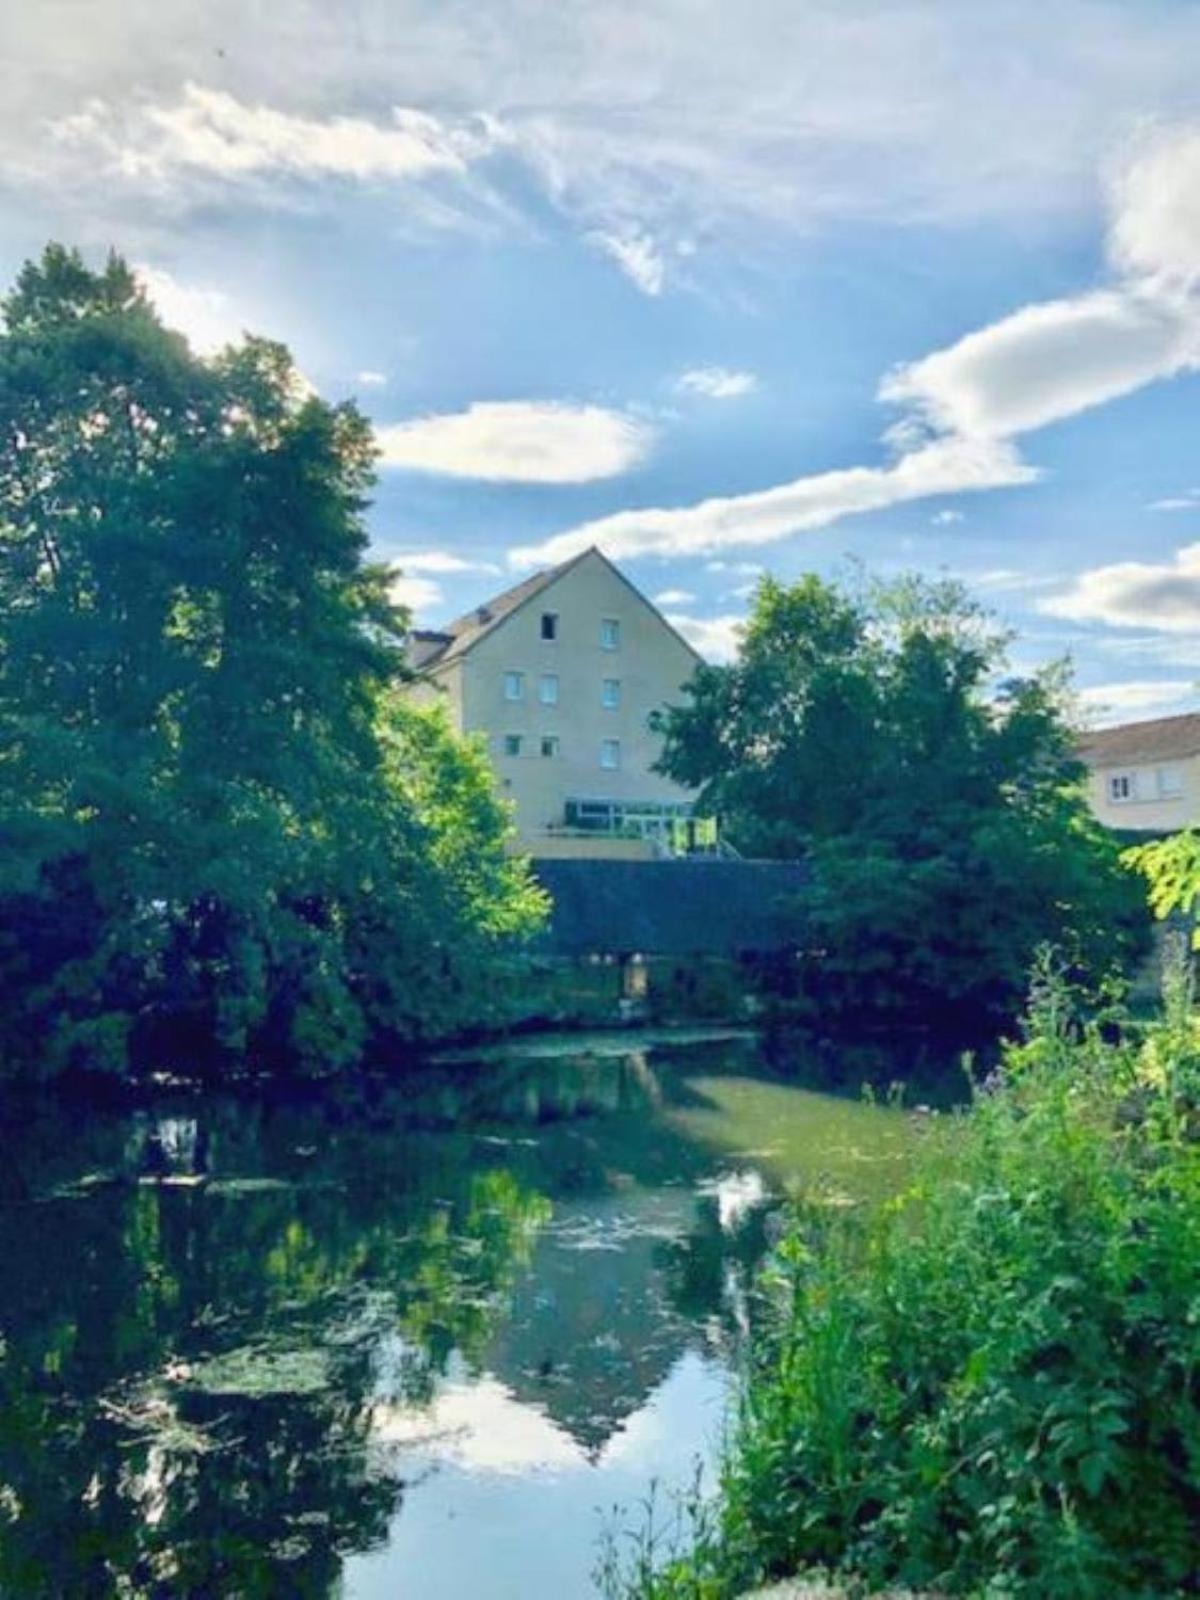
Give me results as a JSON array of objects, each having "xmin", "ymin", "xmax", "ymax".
[
  {"xmin": 600, "ymin": 738, "xmax": 620, "ymax": 770},
  {"xmin": 1157, "ymin": 765, "xmax": 1184, "ymax": 798},
  {"xmin": 503, "ymin": 734, "xmax": 522, "ymax": 757},
  {"xmin": 1108, "ymin": 772, "xmax": 1135, "ymax": 803},
  {"xmin": 539, "ymin": 673, "xmax": 559, "ymax": 705},
  {"xmin": 541, "ymin": 736, "xmax": 559, "ymax": 758},
  {"xmin": 504, "ymin": 671, "xmax": 524, "ymax": 701},
  {"xmin": 600, "ymin": 617, "xmax": 620, "ymax": 651},
  {"xmin": 602, "ymin": 677, "xmax": 620, "ymax": 709},
  {"xmin": 540, "ymin": 612, "xmax": 558, "ymax": 641}
]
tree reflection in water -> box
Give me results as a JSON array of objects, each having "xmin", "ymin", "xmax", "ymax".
[{"xmin": 0, "ymin": 1035, "xmax": 903, "ymax": 1598}]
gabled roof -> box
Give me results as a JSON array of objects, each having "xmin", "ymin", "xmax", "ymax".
[
  {"xmin": 411, "ymin": 546, "xmax": 705, "ymax": 671},
  {"xmin": 1078, "ymin": 711, "xmax": 1200, "ymax": 769}
]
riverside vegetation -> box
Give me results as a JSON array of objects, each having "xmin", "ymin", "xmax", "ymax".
[
  {"xmin": 0, "ymin": 247, "xmax": 544, "ymax": 1082},
  {"xmin": 610, "ymin": 952, "xmax": 1200, "ymax": 1599}
]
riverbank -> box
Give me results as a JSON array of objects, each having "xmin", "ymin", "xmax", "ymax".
[{"xmin": 618, "ymin": 984, "xmax": 1200, "ymax": 1598}]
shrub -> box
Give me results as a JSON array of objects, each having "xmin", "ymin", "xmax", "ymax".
[{"xmin": 625, "ymin": 972, "xmax": 1200, "ymax": 1598}]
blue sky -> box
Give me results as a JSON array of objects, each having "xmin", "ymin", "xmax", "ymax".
[{"xmin": 8, "ymin": 0, "xmax": 1200, "ymax": 722}]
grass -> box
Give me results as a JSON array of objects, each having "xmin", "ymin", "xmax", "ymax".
[{"xmin": 609, "ymin": 960, "xmax": 1200, "ymax": 1599}]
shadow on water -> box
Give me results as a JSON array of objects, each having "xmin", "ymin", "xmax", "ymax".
[{"xmin": 0, "ymin": 1031, "xmax": 938, "ymax": 1599}]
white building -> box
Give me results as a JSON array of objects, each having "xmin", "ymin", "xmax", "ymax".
[
  {"xmin": 1078, "ymin": 713, "xmax": 1200, "ymax": 833},
  {"xmin": 407, "ymin": 547, "xmax": 706, "ymax": 856}
]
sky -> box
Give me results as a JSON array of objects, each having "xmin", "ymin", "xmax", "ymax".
[{"xmin": 8, "ymin": 1, "xmax": 1200, "ymax": 724}]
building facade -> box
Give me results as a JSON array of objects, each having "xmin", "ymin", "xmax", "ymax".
[
  {"xmin": 408, "ymin": 548, "xmax": 706, "ymax": 854},
  {"xmin": 1078, "ymin": 713, "xmax": 1200, "ymax": 833}
]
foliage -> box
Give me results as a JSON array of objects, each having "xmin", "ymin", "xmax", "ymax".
[
  {"xmin": 654, "ymin": 573, "xmax": 1146, "ymax": 1034},
  {"xmin": 619, "ymin": 972, "xmax": 1200, "ymax": 1598},
  {"xmin": 1124, "ymin": 828, "xmax": 1200, "ymax": 941},
  {"xmin": 0, "ymin": 245, "xmax": 543, "ymax": 1080}
]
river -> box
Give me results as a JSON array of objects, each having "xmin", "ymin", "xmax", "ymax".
[{"xmin": 0, "ymin": 1030, "xmax": 926, "ymax": 1598}]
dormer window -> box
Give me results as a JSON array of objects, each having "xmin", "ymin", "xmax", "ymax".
[{"xmin": 541, "ymin": 612, "xmax": 558, "ymax": 641}]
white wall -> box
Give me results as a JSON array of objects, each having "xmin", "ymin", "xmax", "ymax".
[
  {"xmin": 1086, "ymin": 756, "xmax": 1198, "ymax": 832},
  {"xmin": 457, "ymin": 553, "xmax": 700, "ymax": 842}
]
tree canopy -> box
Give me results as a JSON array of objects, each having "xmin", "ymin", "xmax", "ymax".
[
  {"xmin": 653, "ymin": 572, "xmax": 1146, "ymax": 1033},
  {"xmin": 0, "ymin": 245, "xmax": 543, "ymax": 1081}
]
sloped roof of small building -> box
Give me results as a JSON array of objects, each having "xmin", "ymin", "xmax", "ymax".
[
  {"xmin": 1078, "ymin": 711, "xmax": 1200, "ymax": 769},
  {"xmin": 531, "ymin": 859, "xmax": 810, "ymax": 957},
  {"xmin": 409, "ymin": 546, "xmax": 704, "ymax": 672}
]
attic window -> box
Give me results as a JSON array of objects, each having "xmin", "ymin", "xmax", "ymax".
[
  {"xmin": 600, "ymin": 618, "xmax": 620, "ymax": 651},
  {"xmin": 541, "ymin": 612, "xmax": 558, "ymax": 641}
]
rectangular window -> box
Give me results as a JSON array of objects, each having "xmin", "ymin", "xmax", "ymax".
[
  {"xmin": 541, "ymin": 735, "xmax": 559, "ymax": 758},
  {"xmin": 540, "ymin": 612, "xmax": 558, "ymax": 641},
  {"xmin": 1158, "ymin": 765, "xmax": 1184, "ymax": 798},
  {"xmin": 539, "ymin": 673, "xmax": 559, "ymax": 706},
  {"xmin": 504, "ymin": 671, "xmax": 524, "ymax": 701},
  {"xmin": 600, "ymin": 617, "xmax": 620, "ymax": 651},
  {"xmin": 1108, "ymin": 773, "xmax": 1134, "ymax": 803},
  {"xmin": 600, "ymin": 738, "xmax": 620, "ymax": 770},
  {"xmin": 503, "ymin": 734, "xmax": 522, "ymax": 757},
  {"xmin": 602, "ymin": 678, "xmax": 620, "ymax": 709}
]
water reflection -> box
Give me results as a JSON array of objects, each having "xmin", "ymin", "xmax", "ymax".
[{"xmin": 0, "ymin": 1034, "xmax": 914, "ymax": 1598}]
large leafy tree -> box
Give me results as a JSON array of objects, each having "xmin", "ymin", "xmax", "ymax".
[
  {"xmin": 0, "ymin": 245, "xmax": 542, "ymax": 1079},
  {"xmin": 654, "ymin": 573, "xmax": 1145, "ymax": 1033}
]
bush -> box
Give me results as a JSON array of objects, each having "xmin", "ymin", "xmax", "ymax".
[{"xmin": 625, "ymin": 970, "xmax": 1200, "ymax": 1598}]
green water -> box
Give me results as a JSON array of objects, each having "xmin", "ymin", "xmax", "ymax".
[{"xmin": 0, "ymin": 1032, "xmax": 921, "ymax": 1598}]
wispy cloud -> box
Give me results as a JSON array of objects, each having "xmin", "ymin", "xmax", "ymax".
[
  {"xmin": 135, "ymin": 263, "xmax": 244, "ymax": 355},
  {"xmin": 1148, "ymin": 489, "xmax": 1200, "ymax": 511},
  {"xmin": 511, "ymin": 123, "xmax": 1200, "ymax": 568},
  {"xmin": 589, "ymin": 229, "xmax": 667, "ymax": 295},
  {"xmin": 510, "ymin": 435, "xmax": 1033, "ymax": 566},
  {"xmin": 393, "ymin": 550, "xmax": 501, "ymax": 576},
  {"xmin": 664, "ymin": 612, "xmax": 745, "ymax": 662},
  {"xmin": 1078, "ymin": 679, "xmax": 1197, "ymax": 722},
  {"xmin": 676, "ymin": 366, "xmax": 757, "ymax": 399},
  {"xmin": 377, "ymin": 400, "xmax": 655, "ymax": 483},
  {"xmin": 931, "ymin": 508, "xmax": 964, "ymax": 525},
  {"xmin": 390, "ymin": 573, "xmax": 443, "ymax": 613},
  {"xmin": 1041, "ymin": 542, "xmax": 1200, "ymax": 632},
  {"xmin": 652, "ymin": 588, "xmax": 697, "ymax": 605},
  {"xmin": 356, "ymin": 370, "xmax": 388, "ymax": 388},
  {"xmin": 52, "ymin": 85, "xmax": 499, "ymax": 192}
]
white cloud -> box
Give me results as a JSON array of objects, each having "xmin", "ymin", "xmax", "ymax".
[
  {"xmin": 1109, "ymin": 124, "xmax": 1200, "ymax": 288},
  {"xmin": 357, "ymin": 370, "xmax": 388, "ymax": 387},
  {"xmin": 393, "ymin": 550, "xmax": 501, "ymax": 576},
  {"xmin": 377, "ymin": 400, "xmax": 654, "ymax": 483},
  {"xmin": 677, "ymin": 366, "xmax": 758, "ymax": 399},
  {"xmin": 1041, "ymin": 542, "xmax": 1200, "ymax": 632},
  {"xmin": 665, "ymin": 612, "xmax": 745, "ymax": 663},
  {"xmin": 512, "ymin": 122, "xmax": 1200, "ymax": 569},
  {"xmin": 135, "ymin": 263, "xmax": 244, "ymax": 356},
  {"xmin": 390, "ymin": 574, "xmax": 442, "ymax": 613},
  {"xmin": 652, "ymin": 588, "xmax": 697, "ymax": 605},
  {"xmin": 931, "ymin": 508, "xmax": 964, "ymax": 525},
  {"xmin": 1078, "ymin": 680, "xmax": 1197, "ymax": 722},
  {"xmin": 53, "ymin": 83, "xmax": 497, "ymax": 188},
  {"xmin": 1149, "ymin": 489, "xmax": 1200, "ymax": 511},
  {"xmin": 589, "ymin": 229, "xmax": 667, "ymax": 295},
  {"xmin": 880, "ymin": 288, "xmax": 1200, "ymax": 439},
  {"xmin": 510, "ymin": 434, "xmax": 1034, "ymax": 566}
]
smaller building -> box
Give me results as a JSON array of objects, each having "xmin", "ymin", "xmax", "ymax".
[{"xmin": 1078, "ymin": 712, "xmax": 1200, "ymax": 833}]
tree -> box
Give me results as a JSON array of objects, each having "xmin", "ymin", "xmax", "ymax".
[
  {"xmin": 653, "ymin": 572, "xmax": 1145, "ymax": 1034},
  {"xmin": 0, "ymin": 245, "xmax": 543, "ymax": 1080}
]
